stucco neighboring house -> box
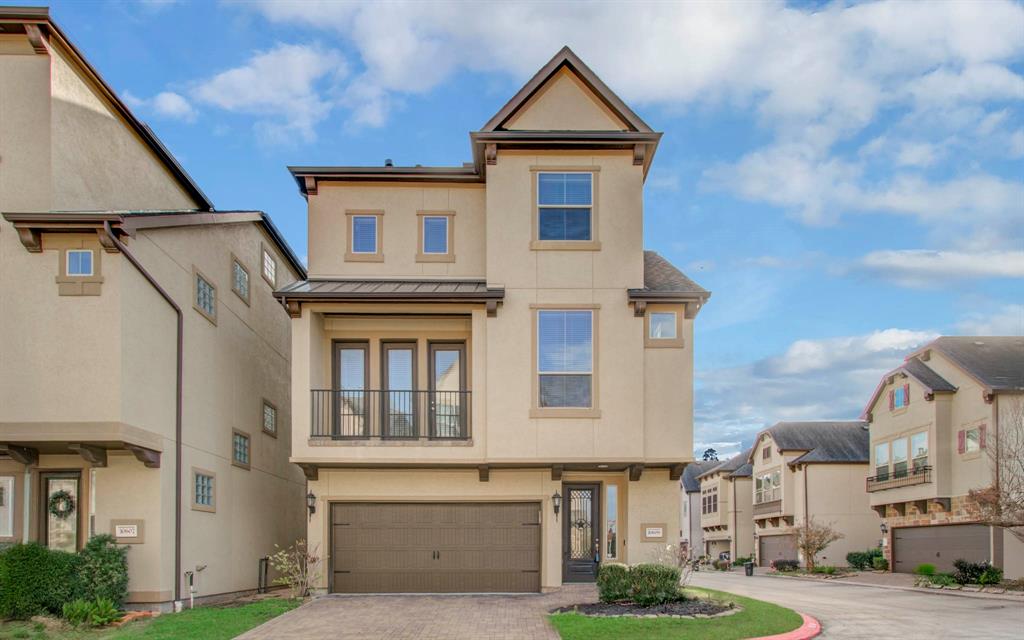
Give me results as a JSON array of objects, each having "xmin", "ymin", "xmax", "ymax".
[
  {"xmin": 698, "ymin": 450, "xmax": 753, "ymax": 561},
  {"xmin": 750, "ymin": 422, "xmax": 879, "ymax": 568},
  {"xmin": 863, "ymin": 336, "xmax": 1024, "ymax": 579},
  {"xmin": 0, "ymin": 7, "xmax": 307, "ymax": 609},
  {"xmin": 276, "ymin": 47, "xmax": 710, "ymax": 594},
  {"xmin": 679, "ymin": 460, "xmax": 718, "ymax": 560}
]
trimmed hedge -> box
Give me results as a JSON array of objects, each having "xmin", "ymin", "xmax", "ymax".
[
  {"xmin": 771, "ymin": 559, "xmax": 799, "ymax": 572},
  {"xmin": 953, "ymin": 559, "xmax": 1002, "ymax": 585},
  {"xmin": 596, "ymin": 563, "xmax": 631, "ymax": 602},
  {"xmin": 596, "ymin": 563, "xmax": 682, "ymax": 605},
  {"xmin": 846, "ymin": 547, "xmax": 883, "ymax": 570}
]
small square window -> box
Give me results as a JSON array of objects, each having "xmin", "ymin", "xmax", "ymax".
[
  {"xmin": 262, "ymin": 401, "xmax": 277, "ymax": 436},
  {"xmin": 232, "ymin": 259, "xmax": 249, "ymax": 303},
  {"xmin": 422, "ymin": 216, "xmax": 449, "ymax": 254},
  {"xmin": 192, "ymin": 471, "xmax": 215, "ymax": 511},
  {"xmin": 195, "ymin": 272, "xmax": 216, "ymax": 321},
  {"xmin": 232, "ymin": 431, "xmax": 250, "ymax": 468},
  {"xmin": 262, "ymin": 248, "xmax": 277, "ymax": 286},
  {"xmin": 66, "ymin": 250, "xmax": 94, "ymax": 276},
  {"xmin": 649, "ymin": 312, "xmax": 677, "ymax": 339},
  {"xmin": 351, "ymin": 216, "xmax": 378, "ymax": 253}
]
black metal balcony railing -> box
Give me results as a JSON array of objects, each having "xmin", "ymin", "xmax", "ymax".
[
  {"xmin": 311, "ymin": 390, "xmax": 471, "ymax": 440},
  {"xmin": 866, "ymin": 465, "xmax": 931, "ymax": 492}
]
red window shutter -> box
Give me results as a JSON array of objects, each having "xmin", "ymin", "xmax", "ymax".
[
  {"xmin": 957, "ymin": 429, "xmax": 966, "ymax": 454},
  {"xmin": 888, "ymin": 390, "xmax": 895, "ymax": 411},
  {"xmin": 903, "ymin": 383, "xmax": 910, "ymax": 404},
  {"xmin": 980, "ymin": 424, "xmax": 987, "ymax": 449}
]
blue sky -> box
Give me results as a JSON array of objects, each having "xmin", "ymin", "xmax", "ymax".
[{"xmin": 41, "ymin": 0, "xmax": 1024, "ymax": 459}]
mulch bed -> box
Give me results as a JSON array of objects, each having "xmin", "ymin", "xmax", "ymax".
[{"xmin": 552, "ymin": 599, "xmax": 734, "ymax": 618}]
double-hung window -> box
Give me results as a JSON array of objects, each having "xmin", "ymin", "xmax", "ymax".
[
  {"xmin": 537, "ymin": 172, "xmax": 592, "ymax": 241},
  {"xmin": 875, "ymin": 442, "xmax": 890, "ymax": 480},
  {"xmin": 0, "ymin": 476, "xmax": 13, "ymax": 538},
  {"xmin": 66, "ymin": 250, "xmax": 94, "ymax": 276},
  {"xmin": 537, "ymin": 310, "xmax": 593, "ymax": 408},
  {"xmin": 346, "ymin": 212, "xmax": 383, "ymax": 261},
  {"xmin": 892, "ymin": 438, "xmax": 908, "ymax": 478},
  {"xmin": 911, "ymin": 432, "xmax": 928, "ymax": 470}
]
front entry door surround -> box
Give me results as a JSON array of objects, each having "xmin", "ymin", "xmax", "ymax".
[{"xmin": 562, "ymin": 482, "xmax": 601, "ymax": 582}]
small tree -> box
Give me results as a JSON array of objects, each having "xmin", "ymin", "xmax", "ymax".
[
  {"xmin": 268, "ymin": 540, "xmax": 321, "ymax": 599},
  {"xmin": 969, "ymin": 396, "xmax": 1024, "ymax": 542},
  {"xmin": 702, "ymin": 448, "xmax": 719, "ymax": 462},
  {"xmin": 795, "ymin": 518, "xmax": 843, "ymax": 572}
]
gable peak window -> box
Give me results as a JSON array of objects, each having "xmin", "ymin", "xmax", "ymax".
[
  {"xmin": 537, "ymin": 310, "xmax": 593, "ymax": 408},
  {"xmin": 538, "ymin": 172, "xmax": 592, "ymax": 241},
  {"xmin": 66, "ymin": 249, "xmax": 94, "ymax": 276}
]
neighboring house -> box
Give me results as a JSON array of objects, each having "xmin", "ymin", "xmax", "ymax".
[
  {"xmin": 0, "ymin": 7, "xmax": 306, "ymax": 609},
  {"xmin": 863, "ymin": 336, "xmax": 1024, "ymax": 579},
  {"xmin": 698, "ymin": 450, "xmax": 753, "ymax": 561},
  {"xmin": 679, "ymin": 460, "xmax": 718, "ymax": 560},
  {"xmin": 750, "ymin": 422, "xmax": 879, "ymax": 568},
  {"xmin": 277, "ymin": 47, "xmax": 710, "ymax": 593}
]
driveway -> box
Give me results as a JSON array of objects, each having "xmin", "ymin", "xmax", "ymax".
[
  {"xmin": 237, "ymin": 585, "xmax": 597, "ymax": 640},
  {"xmin": 690, "ymin": 570, "xmax": 1024, "ymax": 639}
]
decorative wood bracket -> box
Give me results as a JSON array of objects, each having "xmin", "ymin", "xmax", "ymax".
[
  {"xmin": 633, "ymin": 301, "xmax": 647, "ymax": 317},
  {"xmin": 912, "ymin": 499, "xmax": 929, "ymax": 516},
  {"xmin": 25, "ymin": 24, "xmax": 48, "ymax": 55},
  {"xmin": 669, "ymin": 464, "xmax": 685, "ymax": 481},
  {"xmin": 864, "ymin": 411, "xmax": 873, "ymax": 423},
  {"xmin": 891, "ymin": 502, "xmax": 906, "ymax": 517},
  {"xmin": 0, "ymin": 444, "xmax": 39, "ymax": 466},
  {"xmin": 684, "ymin": 302, "xmax": 701, "ymax": 319},
  {"xmin": 301, "ymin": 464, "xmax": 319, "ymax": 481},
  {"xmin": 16, "ymin": 227, "xmax": 42, "ymax": 252},
  {"xmin": 983, "ymin": 390, "xmax": 995, "ymax": 404},
  {"xmin": 551, "ymin": 465, "xmax": 564, "ymax": 481},
  {"xmin": 478, "ymin": 465, "xmax": 490, "ymax": 482},
  {"xmin": 96, "ymin": 228, "xmax": 119, "ymax": 253},
  {"xmin": 871, "ymin": 505, "xmax": 886, "ymax": 518},
  {"xmin": 68, "ymin": 443, "xmax": 107, "ymax": 467},
  {"xmin": 629, "ymin": 464, "xmax": 644, "ymax": 482},
  {"xmin": 485, "ymin": 143, "xmax": 497, "ymax": 165},
  {"xmin": 924, "ymin": 392, "xmax": 935, "ymax": 402},
  {"xmin": 633, "ymin": 144, "xmax": 645, "ymax": 166},
  {"xmin": 285, "ymin": 299, "xmax": 302, "ymax": 319},
  {"xmin": 486, "ymin": 300, "xmax": 498, "ymax": 317},
  {"xmin": 124, "ymin": 444, "xmax": 160, "ymax": 469},
  {"xmin": 304, "ymin": 176, "xmax": 318, "ymax": 196}
]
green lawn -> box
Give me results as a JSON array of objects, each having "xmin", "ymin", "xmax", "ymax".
[
  {"xmin": 549, "ymin": 587, "xmax": 802, "ymax": 640},
  {"xmin": 0, "ymin": 598, "xmax": 300, "ymax": 640}
]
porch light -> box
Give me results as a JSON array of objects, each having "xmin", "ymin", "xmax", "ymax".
[
  {"xmin": 552, "ymin": 491, "xmax": 562, "ymax": 519},
  {"xmin": 306, "ymin": 492, "xmax": 317, "ymax": 519},
  {"xmin": 880, "ymin": 523, "xmax": 888, "ymax": 535}
]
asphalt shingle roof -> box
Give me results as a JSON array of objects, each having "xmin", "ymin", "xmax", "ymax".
[
  {"xmin": 902, "ymin": 358, "xmax": 956, "ymax": 392},
  {"xmin": 931, "ymin": 336, "xmax": 1024, "ymax": 392},
  {"xmin": 681, "ymin": 460, "xmax": 719, "ymax": 492},
  {"xmin": 640, "ymin": 251, "xmax": 709, "ymax": 296},
  {"xmin": 761, "ymin": 421, "xmax": 870, "ymax": 465},
  {"xmin": 698, "ymin": 449, "xmax": 753, "ymax": 480}
]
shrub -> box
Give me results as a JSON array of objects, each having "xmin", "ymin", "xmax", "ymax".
[
  {"xmin": 812, "ymin": 565, "xmax": 836, "ymax": 575},
  {"xmin": 629, "ymin": 563, "xmax": 682, "ymax": 606},
  {"xmin": 872, "ymin": 556, "xmax": 889, "ymax": 571},
  {"xmin": 771, "ymin": 559, "xmax": 799, "ymax": 572},
  {"xmin": 953, "ymin": 559, "xmax": 989, "ymax": 585},
  {"xmin": 596, "ymin": 563, "xmax": 631, "ymax": 603},
  {"xmin": 0, "ymin": 543, "xmax": 83, "ymax": 619},
  {"xmin": 978, "ymin": 566, "xmax": 1004, "ymax": 586},
  {"xmin": 87, "ymin": 598, "xmax": 121, "ymax": 627},
  {"xmin": 929, "ymin": 573, "xmax": 956, "ymax": 586},
  {"xmin": 914, "ymin": 563, "xmax": 936, "ymax": 576},
  {"xmin": 846, "ymin": 548, "xmax": 883, "ymax": 570},
  {"xmin": 733, "ymin": 555, "xmax": 753, "ymax": 565},
  {"xmin": 62, "ymin": 599, "xmax": 93, "ymax": 627},
  {"xmin": 78, "ymin": 535, "xmax": 129, "ymax": 606}
]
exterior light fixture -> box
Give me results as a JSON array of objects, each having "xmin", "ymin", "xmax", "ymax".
[
  {"xmin": 306, "ymin": 492, "xmax": 317, "ymax": 519},
  {"xmin": 879, "ymin": 523, "xmax": 888, "ymax": 535},
  {"xmin": 552, "ymin": 491, "xmax": 562, "ymax": 519}
]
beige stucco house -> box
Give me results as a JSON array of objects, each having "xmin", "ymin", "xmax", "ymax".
[
  {"xmin": 750, "ymin": 421, "xmax": 879, "ymax": 568},
  {"xmin": 0, "ymin": 7, "xmax": 306, "ymax": 608},
  {"xmin": 863, "ymin": 336, "xmax": 1024, "ymax": 579},
  {"xmin": 276, "ymin": 47, "xmax": 710, "ymax": 593},
  {"xmin": 698, "ymin": 451, "xmax": 753, "ymax": 562},
  {"xmin": 679, "ymin": 459, "xmax": 718, "ymax": 561}
]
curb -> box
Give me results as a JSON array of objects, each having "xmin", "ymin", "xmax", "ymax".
[
  {"xmin": 749, "ymin": 612, "xmax": 821, "ymax": 640},
  {"xmin": 758, "ymin": 572, "xmax": 1024, "ymax": 603}
]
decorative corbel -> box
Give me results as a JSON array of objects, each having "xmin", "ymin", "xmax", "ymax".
[
  {"xmin": 304, "ymin": 176, "xmax": 318, "ymax": 196},
  {"xmin": 633, "ymin": 301, "xmax": 647, "ymax": 317},
  {"xmin": 16, "ymin": 227, "xmax": 42, "ymax": 252},
  {"xmin": 124, "ymin": 444, "xmax": 161, "ymax": 469},
  {"xmin": 478, "ymin": 465, "xmax": 490, "ymax": 482},
  {"xmin": 0, "ymin": 443, "xmax": 38, "ymax": 466},
  {"xmin": 669, "ymin": 464, "xmax": 685, "ymax": 481},
  {"xmin": 68, "ymin": 443, "xmax": 107, "ymax": 467},
  {"xmin": 930, "ymin": 497, "xmax": 951, "ymax": 512},
  {"xmin": 924, "ymin": 392, "xmax": 935, "ymax": 401},
  {"xmin": 486, "ymin": 300, "xmax": 498, "ymax": 317},
  {"xmin": 96, "ymin": 228, "xmax": 119, "ymax": 253},
  {"xmin": 983, "ymin": 390, "xmax": 995, "ymax": 404},
  {"xmin": 485, "ymin": 143, "xmax": 497, "ymax": 165},
  {"xmin": 551, "ymin": 465, "xmax": 564, "ymax": 481},
  {"xmin": 285, "ymin": 299, "xmax": 302, "ymax": 319},
  {"xmin": 684, "ymin": 301, "xmax": 701, "ymax": 319},
  {"xmin": 629, "ymin": 464, "xmax": 644, "ymax": 482},
  {"xmin": 633, "ymin": 144, "xmax": 646, "ymax": 166},
  {"xmin": 301, "ymin": 464, "xmax": 319, "ymax": 481},
  {"xmin": 25, "ymin": 24, "xmax": 48, "ymax": 55}
]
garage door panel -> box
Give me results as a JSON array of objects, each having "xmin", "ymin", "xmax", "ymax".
[
  {"xmin": 893, "ymin": 524, "xmax": 990, "ymax": 574},
  {"xmin": 759, "ymin": 534, "xmax": 798, "ymax": 567},
  {"xmin": 331, "ymin": 502, "xmax": 541, "ymax": 593}
]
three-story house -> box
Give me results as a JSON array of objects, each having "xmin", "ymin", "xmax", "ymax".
[{"xmin": 277, "ymin": 47, "xmax": 709, "ymax": 593}]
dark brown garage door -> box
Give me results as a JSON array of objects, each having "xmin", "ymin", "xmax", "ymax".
[
  {"xmin": 759, "ymin": 534, "xmax": 798, "ymax": 567},
  {"xmin": 893, "ymin": 524, "xmax": 990, "ymax": 574},
  {"xmin": 331, "ymin": 502, "xmax": 541, "ymax": 593}
]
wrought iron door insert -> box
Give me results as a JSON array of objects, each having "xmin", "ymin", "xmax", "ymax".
[{"xmin": 562, "ymin": 483, "xmax": 601, "ymax": 582}]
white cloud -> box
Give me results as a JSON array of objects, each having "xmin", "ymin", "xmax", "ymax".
[
  {"xmin": 858, "ymin": 249, "xmax": 1024, "ymax": 286},
  {"xmin": 956, "ymin": 304, "xmax": 1024, "ymax": 336},
  {"xmin": 121, "ymin": 90, "xmax": 196, "ymax": 122},
  {"xmin": 193, "ymin": 43, "xmax": 347, "ymax": 143}
]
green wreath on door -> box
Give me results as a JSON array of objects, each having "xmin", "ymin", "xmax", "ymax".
[{"xmin": 48, "ymin": 489, "xmax": 76, "ymax": 520}]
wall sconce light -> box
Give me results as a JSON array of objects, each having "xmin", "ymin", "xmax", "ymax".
[
  {"xmin": 306, "ymin": 492, "xmax": 317, "ymax": 519},
  {"xmin": 552, "ymin": 491, "xmax": 562, "ymax": 520},
  {"xmin": 879, "ymin": 523, "xmax": 888, "ymax": 535}
]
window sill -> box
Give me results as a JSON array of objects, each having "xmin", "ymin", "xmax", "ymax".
[
  {"xmin": 262, "ymin": 428, "xmax": 278, "ymax": 439},
  {"xmin": 529, "ymin": 407, "xmax": 602, "ymax": 419},
  {"xmin": 190, "ymin": 504, "xmax": 215, "ymax": 513},
  {"xmin": 530, "ymin": 240, "xmax": 602, "ymax": 251},
  {"xmin": 645, "ymin": 337, "xmax": 685, "ymax": 349},
  {"xmin": 232, "ymin": 288, "xmax": 251, "ymax": 306},
  {"xmin": 193, "ymin": 304, "xmax": 217, "ymax": 326},
  {"xmin": 345, "ymin": 252, "xmax": 385, "ymax": 262},
  {"xmin": 416, "ymin": 253, "xmax": 456, "ymax": 263},
  {"xmin": 231, "ymin": 460, "xmax": 250, "ymax": 471}
]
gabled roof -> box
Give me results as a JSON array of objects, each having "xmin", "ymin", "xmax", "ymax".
[
  {"xmin": 699, "ymin": 449, "xmax": 753, "ymax": 480},
  {"xmin": 628, "ymin": 251, "xmax": 711, "ymax": 308},
  {"xmin": 0, "ymin": 6, "xmax": 213, "ymax": 210},
  {"xmin": 750, "ymin": 421, "xmax": 869, "ymax": 466},
  {"xmin": 480, "ymin": 46, "xmax": 653, "ymax": 134},
  {"xmin": 861, "ymin": 357, "xmax": 956, "ymax": 419},
  {"xmin": 925, "ymin": 336, "xmax": 1024, "ymax": 392},
  {"xmin": 681, "ymin": 460, "xmax": 719, "ymax": 492}
]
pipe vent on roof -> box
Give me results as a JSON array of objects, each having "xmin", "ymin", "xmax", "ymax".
[{"xmin": 384, "ymin": 158, "xmax": 393, "ymax": 167}]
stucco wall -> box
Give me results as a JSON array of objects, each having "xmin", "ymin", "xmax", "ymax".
[
  {"xmin": 503, "ymin": 68, "xmax": 628, "ymax": 131},
  {"xmin": 800, "ymin": 464, "xmax": 880, "ymax": 566}
]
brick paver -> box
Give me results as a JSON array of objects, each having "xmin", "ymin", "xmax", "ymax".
[{"xmin": 237, "ymin": 585, "xmax": 598, "ymax": 640}]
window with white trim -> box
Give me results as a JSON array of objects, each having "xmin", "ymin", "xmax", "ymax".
[
  {"xmin": 892, "ymin": 438, "xmax": 908, "ymax": 478},
  {"xmin": 648, "ymin": 312, "xmax": 677, "ymax": 339},
  {"xmin": 874, "ymin": 442, "xmax": 890, "ymax": 480},
  {"xmin": 537, "ymin": 310, "xmax": 593, "ymax": 408},
  {"xmin": 66, "ymin": 250, "xmax": 94, "ymax": 276},
  {"xmin": 538, "ymin": 172, "xmax": 592, "ymax": 241},
  {"xmin": 754, "ymin": 470, "xmax": 781, "ymax": 504},
  {"xmin": 911, "ymin": 432, "xmax": 928, "ymax": 470}
]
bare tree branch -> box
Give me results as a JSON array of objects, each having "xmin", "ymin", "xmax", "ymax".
[
  {"xmin": 795, "ymin": 517, "xmax": 844, "ymax": 572},
  {"xmin": 969, "ymin": 396, "xmax": 1024, "ymax": 542}
]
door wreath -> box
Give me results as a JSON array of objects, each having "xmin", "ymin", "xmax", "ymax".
[{"xmin": 48, "ymin": 489, "xmax": 76, "ymax": 520}]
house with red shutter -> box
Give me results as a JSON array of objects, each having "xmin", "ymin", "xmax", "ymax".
[{"xmin": 862, "ymin": 337, "xmax": 1024, "ymax": 578}]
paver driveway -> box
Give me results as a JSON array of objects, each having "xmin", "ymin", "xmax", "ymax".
[
  {"xmin": 237, "ymin": 585, "xmax": 597, "ymax": 640},
  {"xmin": 690, "ymin": 570, "xmax": 1024, "ymax": 639}
]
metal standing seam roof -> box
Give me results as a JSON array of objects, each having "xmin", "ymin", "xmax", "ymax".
[{"xmin": 275, "ymin": 279, "xmax": 504, "ymax": 300}]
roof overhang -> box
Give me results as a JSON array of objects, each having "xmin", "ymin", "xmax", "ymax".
[
  {"xmin": 288, "ymin": 165, "xmax": 482, "ymax": 198},
  {"xmin": 628, "ymin": 289, "xmax": 710, "ymax": 319},
  {"xmin": 274, "ymin": 279, "xmax": 506, "ymax": 319}
]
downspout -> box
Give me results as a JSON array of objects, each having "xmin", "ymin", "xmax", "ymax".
[
  {"xmin": 731, "ymin": 478, "xmax": 737, "ymax": 559},
  {"xmin": 103, "ymin": 222, "xmax": 184, "ymax": 603}
]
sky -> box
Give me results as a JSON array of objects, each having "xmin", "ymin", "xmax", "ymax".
[{"xmin": 38, "ymin": 0, "xmax": 1024, "ymax": 459}]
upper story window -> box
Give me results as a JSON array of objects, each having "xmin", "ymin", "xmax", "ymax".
[
  {"xmin": 959, "ymin": 425, "xmax": 985, "ymax": 454},
  {"xmin": 892, "ymin": 438, "xmax": 908, "ymax": 477},
  {"xmin": 762, "ymin": 447, "xmax": 772, "ymax": 461},
  {"xmin": 262, "ymin": 246, "xmax": 277, "ymax": 286},
  {"xmin": 423, "ymin": 216, "xmax": 448, "ymax": 253},
  {"xmin": 538, "ymin": 172, "xmax": 592, "ymax": 241},
  {"xmin": 701, "ymin": 487, "xmax": 718, "ymax": 515},
  {"xmin": 754, "ymin": 470, "xmax": 781, "ymax": 504},
  {"xmin": 874, "ymin": 442, "xmax": 890, "ymax": 480},
  {"xmin": 66, "ymin": 249, "xmax": 94, "ymax": 276},
  {"xmin": 417, "ymin": 211, "xmax": 455, "ymax": 263},
  {"xmin": 232, "ymin": 430, "xmax": 251, "ymax": 469},
  {"xmin": 191, "ymin": 469, "xmax": 215, "ymax": 512},
  {"xmin": 537, "ymin": 310, "xmax": 593, "ymax": 408},
  {"xmin": 649, "ymin": 312, "xmax": 676, "ymax": 339},
  {"xmin": 911, "ymin": 431, "xmax": 928, "ymax": 469},
  {"xmin": 193, "ymin": 268, "xmax": 217, "ymax": 324},
  {"xmin": 345, "ymin": 211, "xmax": 384, "ymax": 262},
  {"xmin": 232, "ymin": 257, "xmax": 250, "ymax": 304},
  {"xmin": 889, "ymin": 383, "xmax": 909, "ymax": 410},
  {"xmin": 262, "ymin": 400, "xmax": 277, "ymax": 437}
]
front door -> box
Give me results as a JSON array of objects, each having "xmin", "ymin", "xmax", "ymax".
[
  {"xmin": 41, "ymin": 472, "xmax": 81, "ymax": 552},
  {"xmin": 562, "ymin": 483, "xmax": 601, "ymax": 582}
]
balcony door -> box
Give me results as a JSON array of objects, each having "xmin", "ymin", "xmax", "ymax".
[
  {"xmin": 333, "ymin": 341, "xmax": 369, "ymax": 437},
  {"xmin": 429, "ymin": 343, "xmax": 466, "ymax": 438},
  {"xmin": 382, "ymin": 342, "xmax": 417, "ymax": 438}
]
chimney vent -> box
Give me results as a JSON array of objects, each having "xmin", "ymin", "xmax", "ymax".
[{"xmin": 384, "ymin": 158, "xmax": 393, "ymax": 167}]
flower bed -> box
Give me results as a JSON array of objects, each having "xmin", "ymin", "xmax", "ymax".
[{"xmin": 552, "ymin": 599, "xmax": 735, "ymax": 618}]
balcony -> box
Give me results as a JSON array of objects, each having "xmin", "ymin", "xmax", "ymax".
[
  {"xmin": 311, "ymin": 389, "xmax": 471, "ymax": 440},
  {"xmin": 866, "ymin": 465, "xmax": 931, "ymax": 493},
  {"xmin": 753, "ymin": 499, "xmax": 782, "ymax": 517}
]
